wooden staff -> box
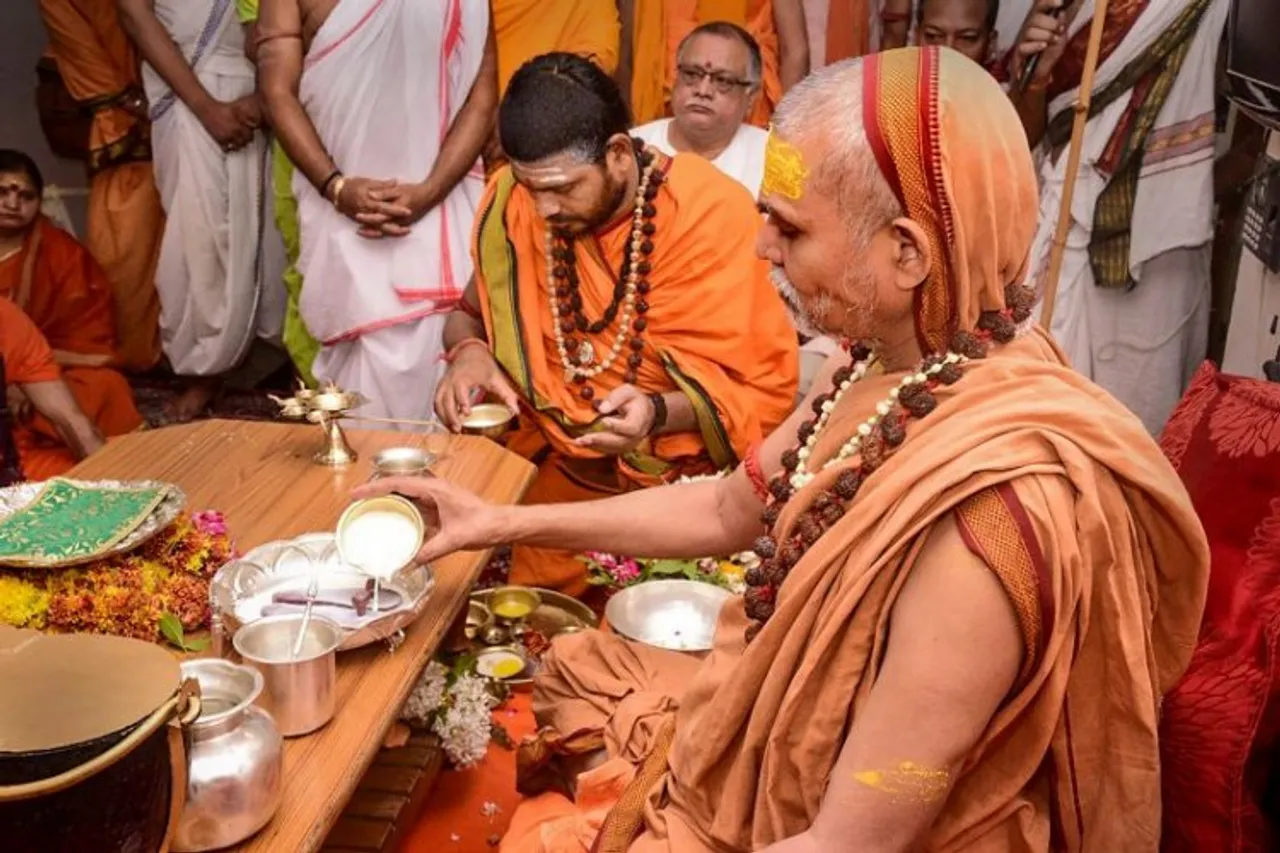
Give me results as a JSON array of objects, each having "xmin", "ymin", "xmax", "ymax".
[{"xmin": 1039, "ymin": 0, "xmax": 1112, "ymax": 330}]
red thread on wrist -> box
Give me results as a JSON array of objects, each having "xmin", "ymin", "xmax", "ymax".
[
  {"xmin": 743, "ymin": 443, "xmax": 770, "ymax": 504},
  {"xmin": 445, "ymin": 338, "xmax": 489, "ymax": 364}
]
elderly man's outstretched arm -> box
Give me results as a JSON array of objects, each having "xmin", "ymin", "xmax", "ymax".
[{"xmin": 357, "ymin": 350, "xmax": 850, "ymax": 562}]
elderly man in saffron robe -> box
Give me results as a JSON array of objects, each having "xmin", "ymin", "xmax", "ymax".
[
  {"xmin": 363, "ymin": 49, "xmax": 1208, "ymax": 851},
  {"xmin": 257, "ymin": 0, "xmax": 497, "ymax": 423},
  {"xmin": 434, "ymin": 53, "xmax": 799, "ymax": 597},
  {"xmin": 0, "ymin": 151, "xmax": 143, "ymax": 478}
]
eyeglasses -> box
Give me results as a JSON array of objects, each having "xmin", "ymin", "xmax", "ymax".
[{"xmin": 675, "ymin": 65, "xmax": 754, "ymax": 95}]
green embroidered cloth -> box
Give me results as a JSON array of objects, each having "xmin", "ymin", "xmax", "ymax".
[{"xmin": 0, "ymin": 479, "xmax": 170, "ymax": 567}]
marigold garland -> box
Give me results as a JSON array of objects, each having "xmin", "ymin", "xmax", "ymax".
[{"xmin": 0, "ymin": 510, "xmax": 235, "ymax": 642}]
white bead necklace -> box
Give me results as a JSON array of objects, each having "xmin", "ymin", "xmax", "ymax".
[
  {"xmin": 545, "ymin": 159, "xmax": 656, "ymax": 383},
  {"xmin": 789, "ymin": 351, "xmax": 967, "ymax": 490}
]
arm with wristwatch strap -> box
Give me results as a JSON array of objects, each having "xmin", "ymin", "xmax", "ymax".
[{"xmin": 436, "ymin": 280, "xmax": 697, "ymax": 451}]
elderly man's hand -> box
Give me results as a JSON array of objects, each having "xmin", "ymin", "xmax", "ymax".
[
  {"xmin": 573, "ymin": 384, "xmax": 656, "ymax": 455},
  {"xmin": 352, "ymin": 475, "xmax": 506, "ymax": 563}
]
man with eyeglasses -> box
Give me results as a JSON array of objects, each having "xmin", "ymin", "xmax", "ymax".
[{"xmin": 633, "ymin": 22, "xmax": 769, "ymax": 196}]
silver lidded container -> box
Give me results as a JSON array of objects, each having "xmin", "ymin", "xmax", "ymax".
[{"xmin": 172, "ymin": 658, "xmax": 282, "ymax": 852}]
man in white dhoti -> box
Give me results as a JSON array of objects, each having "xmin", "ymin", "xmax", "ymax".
[
  {"xmin": 632, "ymin": 23, "xmax": 768, "ymax": 196},
  {"xmin": 256, "ymin": 0, "xmax": 497, "ymax": 426},
  {"xmin": 1014, "ymin": 0, "xmax": 1227, "ymax": 434},
  {"xmin": 119, "ymin": 0, "xmax": 286, "ymax": 421}
]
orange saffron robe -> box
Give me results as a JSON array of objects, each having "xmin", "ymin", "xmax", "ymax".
[
  {"xmin": 38, "ymin": 0, "xmax": 164, "ymax": 371},
  {"xmin": 0, "ymin": 222, "xmax": 143, "ymax": 481},
  {"xmin": 493, "ymin": 0, "xmax": 621, "ymax": 95},
  {"xmin": 474, "ymin": 154, "xmax": 798, "ymax": 594},
  {"xmin": 630, "ymin": 0, "xmax": 782, "ymax": 127}
]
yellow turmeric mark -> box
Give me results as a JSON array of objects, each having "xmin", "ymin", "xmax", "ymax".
[
  {"xmin": 761, "ymin": 131, "xmax": 810, "ymax": 201},
  {"xmin": 853, "ymin": 761, "xmax": 950, "ymax": 803}
]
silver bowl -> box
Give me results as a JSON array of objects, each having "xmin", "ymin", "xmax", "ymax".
[
  {"xmin": 604, "ymin": 580, "xmax": 733, "ymax": 652},
  {"xmin": 371, "ymin": 446, "xmax": 436, "ymax": 478},
  {"xmin": 460, "ymin": 403, "xmax": 515, "ymax": 439}
]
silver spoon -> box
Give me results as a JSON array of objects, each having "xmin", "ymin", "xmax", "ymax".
[{"xmin": 291, "ymin": 572, "xmax": 320, "ymax": 660}]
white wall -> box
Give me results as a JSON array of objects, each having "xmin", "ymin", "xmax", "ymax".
[{"xmin": 0, "ymin": 2, "xmax": 89, "ymax": 232}]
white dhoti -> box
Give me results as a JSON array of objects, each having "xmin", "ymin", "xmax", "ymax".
[
  {"xmin": 294, "ymin": 0, "xmax": 487, "ymax": 426},
  {"xmin": 144, "ymin": 0, "xmax": 284, "ymax": 377},
  {"xmin": 1030, "ymin": 0, "xmax": 1227, "ymax": 435}
]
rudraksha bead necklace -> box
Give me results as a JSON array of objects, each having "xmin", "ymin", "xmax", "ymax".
[
  {"xmin": 545, "ymin": 140, "xmax": 662, "ymax": 399},
  {"xmin": 743, "ymin": 284, "xmax": 1035, "ymax": 642}
]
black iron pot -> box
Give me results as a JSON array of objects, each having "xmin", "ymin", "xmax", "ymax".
[{"xmin": 0, "ymin": 628, "xmax": 201, "ymax": 853}]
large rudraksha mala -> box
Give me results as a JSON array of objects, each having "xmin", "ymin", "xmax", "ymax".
[
  {"xmin": 546, "ymin": 139, "xmax": 663, "ymax": 399},
  {"xmin": 743, "ymin": 284, "xmax": 1036, "ymax": 643}
]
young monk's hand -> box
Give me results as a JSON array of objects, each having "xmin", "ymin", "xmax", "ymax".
[
  {"xmin": 351, "ymin": 475, "xmax": 502, "ymax": 563},
  {"xmin": 573, "ymin": 384, "xmax": 654, "ymax": 455},
  {"xmin": 434, "ymin": 346, "xmax": 522, "ymax": 432}
]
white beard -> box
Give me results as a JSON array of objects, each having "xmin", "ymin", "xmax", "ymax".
[{"xmin": 771, "ymin": 266, "xmax": 828, "ymax": 339}]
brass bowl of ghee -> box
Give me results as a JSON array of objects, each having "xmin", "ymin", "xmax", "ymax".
[
  {"xmin": 489, "ymin": 586, "xmax": 541, "ymax": 622},
  {"xmin": 460, "ymin": 404, "xmax": 515, "ymax": 440},
  {"xmin": 475, "ymin": 645, "xmax": 533, "ymax": 684}
]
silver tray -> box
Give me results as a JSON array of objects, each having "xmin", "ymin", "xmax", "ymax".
[
  {"xmin": 0, "ymin": 479, "xmax": 186, "ymax": 568},
  {"xmin": 210, "ymin": 533, "xmax": 434, "ymax": 651}
]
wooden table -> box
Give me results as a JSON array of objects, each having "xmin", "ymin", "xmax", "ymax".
[{"xmin": 68, "ymin": 419, "xmax": 536, "ymax": 852}]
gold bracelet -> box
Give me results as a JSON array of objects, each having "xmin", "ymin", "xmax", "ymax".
[{"xmin": 329, "ymin": 176, "xmax": 347, "ymax": 207}]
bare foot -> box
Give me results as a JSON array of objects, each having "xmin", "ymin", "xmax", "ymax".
[{"xmin": 164, "ymin": 379, "xmax": 220, "ymax": 424}]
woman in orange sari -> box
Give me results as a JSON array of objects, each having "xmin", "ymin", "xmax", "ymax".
[{"xmin": 0, "ymin": 150, "xmax": 143, "ymax": 475}]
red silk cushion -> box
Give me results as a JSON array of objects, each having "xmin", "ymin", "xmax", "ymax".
[{"xmin": 1159, "ymin": 361, "xmax": 1280, "ymax": 852}]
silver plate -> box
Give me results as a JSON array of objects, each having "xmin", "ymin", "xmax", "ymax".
[
  {"xmin": 0, "ymin": 479, "xmax": 186, "ymax": 568},
  {"xmin": 210, "ymin": 533, "xmax": 434, "ymax": 651},
  {"xmin": 604, "ymin": 580, "xmax": 733, "ymax": 652}
]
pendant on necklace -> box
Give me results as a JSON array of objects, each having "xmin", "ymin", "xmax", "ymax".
[{"xmin": 575, "ymin": 339, "xmax": 596, "ymax": 367}]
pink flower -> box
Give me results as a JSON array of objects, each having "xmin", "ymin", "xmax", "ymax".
[
  {"xmin": 610, "ymin": 559, "xmax": 642, "ymax": 584},
  {"xmin": 586, "ymin": 551, "xmax": 620, "ymax": 570},
  {"xmin": 192, "ymin": 510, "xmax": 228, "ymax": 537}
]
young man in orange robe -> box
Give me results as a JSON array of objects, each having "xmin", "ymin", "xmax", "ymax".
[
  {"xmin": 0, "ymin": 150, "xmax": 144, "ymax": 480},
  {"xmin": 619, "ymin": 0, "xmax": 811, "ymax": 126},
  {"xmin": 435, "ymin": 54, "xmax": 798, "ymax": 596},
  {"xmin": 38, "ymin": 0, "xmax": 163, "ymax": 371}
]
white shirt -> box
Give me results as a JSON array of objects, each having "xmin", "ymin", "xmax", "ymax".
[{"xmin": 632, "ymin": 118, "xmax": 768, "ymax": 197}]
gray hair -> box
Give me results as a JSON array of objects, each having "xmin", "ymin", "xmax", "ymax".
[
  {"xmin": 675, "ymin": 22, "xmax": 763, "ymax": 89},
  {"xmin": 770, "ymin": 59, "xmax": 903, "ymax": 243}
]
